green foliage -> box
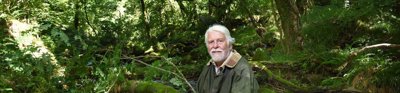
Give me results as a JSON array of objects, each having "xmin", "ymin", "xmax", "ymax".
[
  {"xmin": 294, "ymin": 0, "xmax": 400, "ymax": 92},
  {"xmin": 135, "ymin": 81, "xmax": 179, "ymax": 93},
  {"xmin": 0, "ymin": 39, "xmax": 58, "ymax": 92},
  {"xmin": 233, "ymin": 26, "xmax": 258, "ymax": 46},
  {"xmin": 144, "ymin": 60, "xmax": 173, "ymax": 81},
  {"xmin": 253, "ymin": 48, "xmax": 270, "ymax": 61},
  {"xmin": 297, "ymin": 48, "xmax": 350, "ymax": 73},
  {"xmin": 258, "ymin": 85, "xmax": 276, "ymax": 93},
  {"xmin": 374, "ymin": 62, "xmax": 400, "ymax": 91},
  {"xmin": 1, "ymin": 0, "xmax": 400, "ymax": 92},
  {"xmin": 169, "ymin": 77, "xmax": 186, "ymax": 92},
  {"xmin": 321, "ymin": 77, "xmax": 344, "ymax": 89},
  {"xmin": 302, "ymin": 0, "xmax": 398, "ymax": 50}
]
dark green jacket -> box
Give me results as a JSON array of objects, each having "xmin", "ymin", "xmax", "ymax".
[{"xmin": 197, "ymin": 51, "xmax": 259, "ymax": 93}]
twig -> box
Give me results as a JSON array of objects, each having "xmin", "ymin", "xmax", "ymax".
[
  {"xmin": 159, "ymin": 56, "xmax": 196, "ymax": 93},
  {"xmin": 83, "ymin": 0, "xmax": 97, "ymax": 34},
  {"xmin": 123, "ymin": 56, "xmax": 197, "ymax": 93}
]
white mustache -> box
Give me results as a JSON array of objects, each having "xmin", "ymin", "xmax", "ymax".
[{"xmin": 211, "ymin": 49, "xmax": 223, "ymax": 53}]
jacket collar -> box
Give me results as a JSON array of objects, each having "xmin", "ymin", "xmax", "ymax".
[{"xmin": 207, "ymin": 50, "xmax": 242, "ymax": 68}]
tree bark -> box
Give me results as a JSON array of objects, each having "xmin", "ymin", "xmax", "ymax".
[{"xmin": 274, "ymin": 0, "xmax": 302, "ymax": 54}]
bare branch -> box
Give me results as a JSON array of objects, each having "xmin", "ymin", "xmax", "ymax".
[{"xmin": 337, "ymin": 43, "xmax": 400, "ymax": 75}]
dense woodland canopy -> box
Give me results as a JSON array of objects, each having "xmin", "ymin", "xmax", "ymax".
[{"xmin": 1, "ymin": 0, "xmax": 400, "ymax": 92}]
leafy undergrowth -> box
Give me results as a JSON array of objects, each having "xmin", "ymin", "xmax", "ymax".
[
  {"xmin": 110, "ymin": 80, "xmax": 179, "ymax": 93},
  {"xmin": 253, "ymin": 47, "xmax": 400, "ymax": 93}
]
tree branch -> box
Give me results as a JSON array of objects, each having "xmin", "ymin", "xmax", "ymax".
[
  {"xmin": 175, "ymin": 0, "xmax": 188, "ymax": 16},
  {"xmin": 83, "ymin": 0, "xmax": 97, "ymax": 34},
  {"xmin": 337, "ymin": 43, "xmax": 400, "ymax": 75}
]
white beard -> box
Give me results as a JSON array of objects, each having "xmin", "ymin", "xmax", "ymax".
[{"xmin": 209, "ymin": 49, "xmax": 230, "ymax": 63}]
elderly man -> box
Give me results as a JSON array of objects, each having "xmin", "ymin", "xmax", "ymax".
[{"xmin": 197, "ymin": 24, "xmax": 259, "ymax": 93}]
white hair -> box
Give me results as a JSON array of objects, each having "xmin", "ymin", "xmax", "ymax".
[{"xmin": 204, "ymin": 24, "xmax": 235, "ymax": 45}]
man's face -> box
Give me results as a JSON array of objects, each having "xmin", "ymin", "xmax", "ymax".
[{"xmin": 207, "ymin": 31, "xmax": 231, "ymax": 63}]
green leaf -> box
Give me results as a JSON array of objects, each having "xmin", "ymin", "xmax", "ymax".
[{"xmin": 169, "ymin": 77, "xmax": 183, "ymax": 87}]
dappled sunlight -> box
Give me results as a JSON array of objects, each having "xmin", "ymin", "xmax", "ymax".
[
  {"xmin": 8, "ymin": 19, "xmax": 64, "ymax": 76},
  {"xmin": 113, "ymin": 0, "xmax": 127, "ymax": 18}
]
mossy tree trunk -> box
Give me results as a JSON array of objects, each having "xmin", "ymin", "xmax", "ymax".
[{"xmin": 274, "ymin": 0, "xmax": 302, "ymax": 54}]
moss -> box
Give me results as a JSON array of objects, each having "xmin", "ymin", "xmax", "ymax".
[
  {"xmin": 135, "ymin": 81, "xmax": 178, "ymax": 93},
  {"xmin": 258, "ymin": 85, "xmax": 276, "ymax": 93}
]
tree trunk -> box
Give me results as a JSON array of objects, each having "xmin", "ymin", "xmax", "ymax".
[
  {"xmin": 74, "ymin": 0, "xmax": 80, "ymax": 32},
  {"xmin": 140, "ymin": 0, "xmax": 150, "ymax": 39},
  {"xmin": 274, "ymin": 0, "xmax": 302, "ymax": 54}
]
